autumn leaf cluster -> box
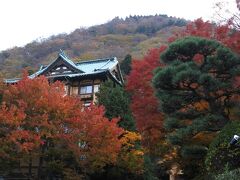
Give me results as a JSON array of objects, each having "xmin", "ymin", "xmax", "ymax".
[{"xmin": 0, "ymin": 74, "xmax": 123, "ymax": 176}]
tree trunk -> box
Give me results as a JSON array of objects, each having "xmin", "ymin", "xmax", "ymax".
[
  {"xmin": 28, "ymin": 152, "xmax": 32, "ymax": 178},
  {"xmin": 37, "ymin": 145, "xmax": 45, "ymax": 180}
]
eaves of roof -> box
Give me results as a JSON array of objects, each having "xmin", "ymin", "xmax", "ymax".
[{"xmin": 4, "ymin": 52, "xmax": 120, "ymax": 84}]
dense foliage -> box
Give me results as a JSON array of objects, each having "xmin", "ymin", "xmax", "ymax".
[
  {"xmin": 153, "ymin": 36, "xmax": 240, "ymax": 175},
  {"xmin": 214, "ymin": 168, "xmax": 240, "ymax": 180},
  {"xmin": 126, "ymin": 47, "xmax": 166, "ymax": 152},
  {"xmin": 154, "ymin": 36, "xmax": 240, "ymax": 136},
  {"xmin": 0, "ymin": 75, "xmax": 123, "ymax": 178},
  {"xmin": 170, "ymin": 18, "xmax": 240, "ymax": 54},
  {"xmin": 2, "ymin": 4, "xmax": 240, "ymax": 178},
  {"xmin": 96, "ymin": 80, "xmax": 136, "ymax": 131},
  {"xmin": 120, "ymin": 54, "xmax": 132, "ymax": 77},
  {"xmin": 205, "ymin": 121, "xmax": 240, "ymax": 174}
]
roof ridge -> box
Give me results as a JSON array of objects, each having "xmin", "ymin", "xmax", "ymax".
[{"xmin": 75, "ymin": 57, "xmax": 116, "ymax": 65}]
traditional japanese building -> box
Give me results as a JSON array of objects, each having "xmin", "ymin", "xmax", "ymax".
[{"xmin": 5, "ymin": 51, "xmax": 124, "ymax": 106}]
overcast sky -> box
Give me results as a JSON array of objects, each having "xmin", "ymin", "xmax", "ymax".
[{"xmin": 0, "ymin": 0, "xmax": 236, "ymax": 51}]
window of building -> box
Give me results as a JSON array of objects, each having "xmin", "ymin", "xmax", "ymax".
[
  {"xmin": 94, "ymin": 84, "xmax": 100, "ymax": 93},
  {"xmin": 80, "ymin": 85, "xmax": 92, "ymax": 94}
]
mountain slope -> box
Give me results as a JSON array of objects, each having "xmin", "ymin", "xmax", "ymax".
[{"xmin": 0, "ymin": 15, "xmax": 187, "ymax": 78}]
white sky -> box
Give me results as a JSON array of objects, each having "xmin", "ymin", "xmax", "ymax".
[{"xmin": 0, "ymin": 0, "xmax": 236, "ymax": 51}]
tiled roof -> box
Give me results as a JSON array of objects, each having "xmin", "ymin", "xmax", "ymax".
[
  {"xmin": 4, "ymin": 51, "xmax": 120, "ymax": 84},
  {"xmin": 36, "ymin": 54, "xmax": 117, "ymax": 76},
  {"xmin": 37, "ymin": 51, "xmax": 83, "ymax": 76},
  {"xmin": 76, "ymin": 57, "xmax": 118, "ymax": 73}
]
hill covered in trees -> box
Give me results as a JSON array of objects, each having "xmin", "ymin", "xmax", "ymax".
[{"xmin": 0, "ymin": 15, "xmax": 187, "ymax": 78}]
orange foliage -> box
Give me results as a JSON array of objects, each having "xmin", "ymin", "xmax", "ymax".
[
  {"xmin": 0, "ymin": 75, "xmax": 123, "ymax": 171},
  {"xmin": 62, "ymin": 105, "xmax": 123, "ymax": 171},
  {"xmin": 193, "ymin": 100, "xmax": 209, "ymax": 111}
]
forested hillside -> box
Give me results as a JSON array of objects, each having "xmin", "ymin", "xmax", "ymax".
[
  {"xmin": 2, "ymin": 0, "xmax": 240, "ymax": 177},
  {"xmin": 0, "ymin": 15, "xmax": 187, "ymax": 78}
]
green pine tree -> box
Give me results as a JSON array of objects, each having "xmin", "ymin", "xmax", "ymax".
[
  {"xmin": 96, "ymin": 81, "xmax": 136, "ymax": 131},
  {"xmin": 153, "ymin": 36, "xmax": 240, "ymax": 175}
]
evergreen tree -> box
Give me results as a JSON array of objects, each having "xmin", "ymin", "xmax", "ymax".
[
  {"xmin": 153, "ymin": 36, "xmax": 240, "ymax": 173},
  {"xmin": 120, "ymin": 54, "xmax": 132, "ymax": 77},
  {"xmin": 205, "ymin": 121, "xmax": 240, "ymax": 174},
  {"xmin": 97, "ymin": 81, "xmax": 136, "ymax": 131}
]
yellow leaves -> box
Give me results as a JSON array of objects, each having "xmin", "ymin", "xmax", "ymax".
[
  {"xmin": 120, "ymin": 130, "xmax": 141, "ymax": 147},
  {"xmin": 117, "ymin": 131, "xmax": 144, "ymax": 174},
  {"xmin": 133, "ymin": 150, "xmax": 144, "ymax": 156}
]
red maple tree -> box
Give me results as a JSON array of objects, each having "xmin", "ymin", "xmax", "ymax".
[
  {"xmin": 126, "ymin": 47, "xmax": 166, "ymax": 151},
  {"xmin": 169, "ymin": 18, "xmax": 240, "ymax": 54},
  {"xmin": 0, "ymin": 74, "xmax": 123, "ymax": 176}
]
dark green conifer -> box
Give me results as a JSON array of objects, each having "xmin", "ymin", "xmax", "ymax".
[
  {"xmin": 120, "ymin": 54, "xmax": 132, "ymax": 77},
  {"xmin": 154, "ymin": 36, "xmax": 240, "ymax": 141},
  {"xmin": 96, "ymin": 81, "xmax": 136, "ymax": 131},
  {"xmin": 153, "ymin": 36, "xmax": 240, "ymax": 174}
]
